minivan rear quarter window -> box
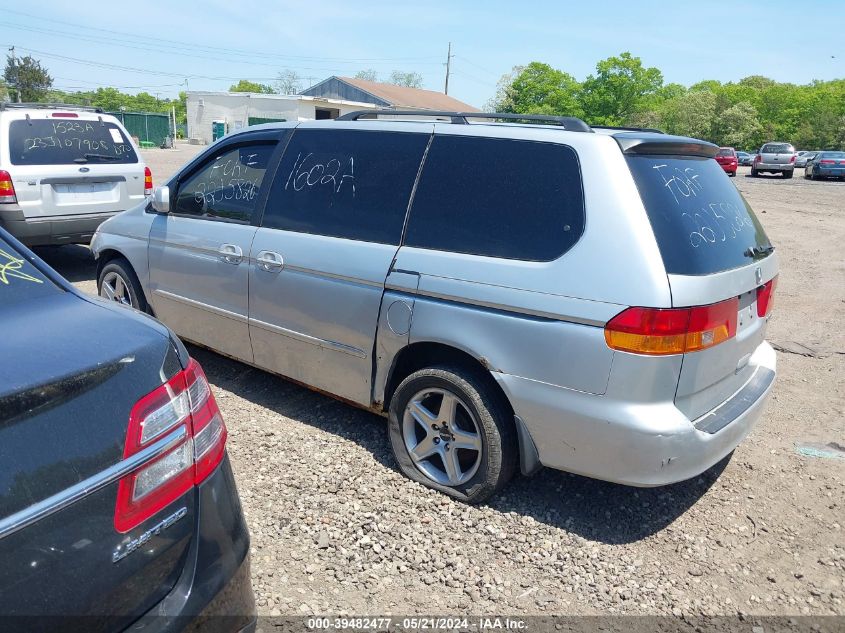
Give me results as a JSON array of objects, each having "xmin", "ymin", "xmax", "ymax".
[
  {"xmin": 405, "ymin": 135, "xmax": 584, "ymax": 261},
  {"xmin": 8, "ymin": 119, "xmax": 139, "ymax": 165},
  {"xmin": 626, "ymin": 155, "xmax": 772, "ymax": 275}
]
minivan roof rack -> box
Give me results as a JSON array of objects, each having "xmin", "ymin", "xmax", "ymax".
[
  {"xmin": 592, "ymin": 124, "xmax": 665, "ymax": 134},
  {"xmin": 0, "ymin": 102, "xmax": 105, "ymax": 113},
  {"xmin": 336, "ymin": 109, "xmax": 594, "ymax": 133}
]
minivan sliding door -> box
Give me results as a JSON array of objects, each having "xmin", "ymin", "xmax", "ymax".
[{"xmin": 248, "ymin": 125, "xmax": 431, "ymax": 405}]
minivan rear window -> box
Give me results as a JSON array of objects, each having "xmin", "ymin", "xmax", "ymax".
[
  {"xmin": 626, "ymin": 156, "xmax": 772, "ymax": 275},
  {"xmin": 8, "ymin": 119, "xmax": 139, "ymax": 165}
]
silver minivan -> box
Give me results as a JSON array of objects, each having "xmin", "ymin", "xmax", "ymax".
[
  {"xmin": 0, "ymin": 103, "xmax": 150, "ymax": 246},
  {"xmin": 91, "ymin": 111, "xmax": 778, "ymax": 503}
]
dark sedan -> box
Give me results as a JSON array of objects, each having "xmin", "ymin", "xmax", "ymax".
[
  {"xmin": 0, "ymin": 228, "xmax": 255, "ymax": 633},
  {"xmin": 805, "ymin": 151, "xmax": 845, "ymax": 180},
  {"xmin": 736, "ymin": 151, "xmax": 753, "ymax": 166}
]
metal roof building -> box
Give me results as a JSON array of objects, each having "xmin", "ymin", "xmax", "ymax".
[{"xmin": 301, "ymin": 76, "xmax": 479, "ymax": 112}]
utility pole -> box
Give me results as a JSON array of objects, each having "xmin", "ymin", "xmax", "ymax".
[
  {"xmin": 9, "ymin": 46, "xmax": 21, "ymax": 103},
  {"xmin": 444, "ymin": 42, "xmax": 453, "ymax": 95}
]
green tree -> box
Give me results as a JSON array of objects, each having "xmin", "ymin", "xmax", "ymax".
[
  {"xmin": 354, "ymin": 69, "xmax": 379, "ymax": 82},
  {"xmin": 229, "ymin": 79, "xmax": 274, "ymax": 93},
  {"xmin": 4, "ymin": 54, "xmax": 52, "ymax": 102},
  {"xmin": 501, "ymin": 62, "xmax": 582, "ymax": 117},
  {"xmin": 388, "ymin": 71, "xmax": 424, "ymax": 89},
  {"xmin": 660, "ymin": 90, "xmax": 717, "ymax": 140},
  {"xmin": 715, "ymin": 101, "xmax": 762, "ymax": 148},
  {"xmin": 579, "ymin": 52, "xmax": 663, "ymax": 125}
]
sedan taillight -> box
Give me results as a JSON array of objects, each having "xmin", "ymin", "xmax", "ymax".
[{"xmin": 114, "ymin": 359, "xmax": 226, "ymax": 533}]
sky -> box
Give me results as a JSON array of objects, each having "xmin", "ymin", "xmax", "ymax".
[{"xmin": 1, "ymin": 1, "xmax": 843, "ymax": 108}]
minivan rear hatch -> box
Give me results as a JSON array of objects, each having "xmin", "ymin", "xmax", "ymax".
[
  {"xmin": 5, "ymin": 114, "xmax": 145, "ymax": 220},
  {"xmin": 621, "ymin": 134, "xmax": 777, "ymax": 422}
]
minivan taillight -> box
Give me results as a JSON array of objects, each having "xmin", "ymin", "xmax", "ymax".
[
  {"xmin": 0, "ymin": 170, "xmax": 17, "ymax": 204},
  {"xmin": 114, "ymin": 358, "xmax": 226, "ymax": 533},
  {"xmin": 604, "ymin": 298, "xmax": 739, "ymax": 356},
  {"xmin": 790, "ymin": 155, "xmax": 796, "ymax": 163},
  {"xmin": 756, "ymin": 276, "xmax": 777, "ymax": 318},
  {"xmin": 753, "ymin": 154, "xmax": 761, "ymax": 163},
  {"xmin": 144, "ymin": 166, "xmax": 153, "ymax": 196}
]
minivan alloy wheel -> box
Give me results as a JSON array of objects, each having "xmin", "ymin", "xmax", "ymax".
[
  {"xmin": 100, "ymin": 271, "xmax": 136, "ymax": 307},
  {"xmin": 402, "ymin": 387, "xmax": 483, "ymax": 486}
]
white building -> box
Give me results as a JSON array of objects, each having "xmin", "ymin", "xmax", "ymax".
[
  {"xmin": 186, "ymin": 78, "xmax": 479, "ymax": 145},
  {"xmin": 185, "ymin": 92, "xmax": 378, "ymax": 144}
]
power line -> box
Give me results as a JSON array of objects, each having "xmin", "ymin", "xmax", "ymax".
[{"xmin": 0, "ymin": 9, "xmax": 442, "ymax": 64}]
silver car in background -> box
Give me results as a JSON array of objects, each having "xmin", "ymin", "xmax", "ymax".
[
  {"xmin": 0, "ymin": 103, "xmax": 151, "ymax": 246},
  {"xmin": 91, "ymin": 111, "xmax": 778, "ymax": 503},
  {"xmin": 752, "ymin": 141, "xmax": 796, "ymax": 178}
]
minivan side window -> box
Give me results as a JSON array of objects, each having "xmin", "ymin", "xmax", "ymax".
[
  {"xmin": 261, "ymin": 130, "xmax": 429, "ymax": 244},
  {"xmin": 172, "ymin": 142, "xmax": 276, "ymax": 223},
  {"xmin": 404, "ymin": 135, "xmax": 585, "ymax": 261}
]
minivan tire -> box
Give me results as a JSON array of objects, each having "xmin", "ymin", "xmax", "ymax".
[
  {"xmin": 750, "ymin": 168, "xmax": 758, "ymax": 177},
  {"xmin": 98, "ymin": 258, "xmax": 148, "ymax": 313},
  {"xmin": 388, "ymin": 366, "xmax": 517, "ymax": 504}
]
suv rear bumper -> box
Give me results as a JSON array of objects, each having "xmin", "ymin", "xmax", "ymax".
[
  {"xmin": 129, "ymin": 454, "xmax": 256, "ymax": 633},
  {"xmin": 0, "ymin": 207, "xmax": 121, "ymax": 246},
  {"xmin": 497, "ymin": 341, "xmax": 777, "ymax": 487}
]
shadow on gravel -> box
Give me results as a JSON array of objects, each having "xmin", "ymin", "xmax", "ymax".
[
  {"xmin": 189, "ymin": 344, "xmax": 729, "ymax": 546},
  {"xmin": 488, "ymin": 456, "xmax": 728, "ymax": 545},
  {"xmin": 34, "ymin": 244, "xmax": 97, "ymax": 283}
]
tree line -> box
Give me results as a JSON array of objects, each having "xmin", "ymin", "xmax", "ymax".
[
  {"xmin": 1, "ymin": 53, "xmax": 425, "ymax": 126},
  {"xmin": 489, "ymin": 53, "xmax": 845, "ymax": 150}
]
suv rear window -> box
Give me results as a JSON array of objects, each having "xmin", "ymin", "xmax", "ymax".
[
  {"xmin": 405, "ymin": 135, "xmax": 584, "ymax": 261},
  {"xmin": 8, "ymin": 119, "xmax": 139, "ymax": 165},
  {"xmin": 0, "ymin": 234, "xmax": 62, "ymax": 304},
  {"xmin": 626, "ymin": 156, "xmax": 772, "ymax": 275},
  {"xmin": 760, "ymin": 143, "xmax": 793, "ymax": 154}
]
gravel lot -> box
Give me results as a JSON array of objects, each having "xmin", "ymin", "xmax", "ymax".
[{"xmin": 37, "ymin": 155, "xmax": 845, "ymax": 618}]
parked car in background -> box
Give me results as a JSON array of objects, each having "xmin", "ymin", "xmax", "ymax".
[
  {"xmin": 736, "ymin": 151, "xmax": 753, "ymax": 166},
  {"xmin": 752, "ymin": 142, "xmax": 796, "ymax": 178},
  {"xmin": 804, "ymin": 151, "xmax": 845, "ymax": 180},
  {"xmin": 0, "ymin": 227, "xmax": 255, "ymax": 632},
  {"xmin": 0, "ymin": 103, "xmax": 152, "ymax": 247},
  {"xmin": 92, "ymin": 111, "xmax": 778, "ymax": 504},
  {"xmin": 794, "ymin": 151, "xmax": 819, "ymax": 168},
  {"xmin": 715, "ymin": 147, "xmax": 738, "ymax": 176}
]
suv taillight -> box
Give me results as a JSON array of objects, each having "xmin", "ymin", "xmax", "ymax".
[
  {"xmin": 0, "ymin": 170, "xmax": 17, "ymax": 204},
  {"xmin": 114, "ymin": 358, "xmax": 226, "ymax": 533},
  {"xmin": 756, "ymin": 276, "xmax": 777, "ymax": 318},
  {"xmin": 790, "ymin": 155, "xmax": 796, "ymax": 163},
  {"xmin": 753, "ymin": 154, "xmax": 761, "ymax": 163},
  {"xmin": 144, "ymin": 167, "xmax": 153, "ymax": 196},
  {"xmin": 604, "ymin": 298, "xmax": 739, "ymax": 356}
]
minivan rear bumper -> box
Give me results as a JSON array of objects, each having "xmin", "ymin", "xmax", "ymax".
[
  {"xmin": 496, "ymin": 341, "xmax": 777, "ymax": 487},
  {"xmin": 0, "ymin": 207, "xmax": 121, "ymax": 246}
]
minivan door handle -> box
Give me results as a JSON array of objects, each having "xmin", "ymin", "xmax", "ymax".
[
  {"xmin": 218, "ymin": 243, "xmax": 243, "ymax": 265},
  {"xmin": 256, "ymin": 250, "xmax": 284, "ymax": 272}
]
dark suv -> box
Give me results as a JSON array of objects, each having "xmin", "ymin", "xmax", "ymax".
[{"xmin": 0, "ymin": 228, "xmax": 255, "ymax": 632}]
